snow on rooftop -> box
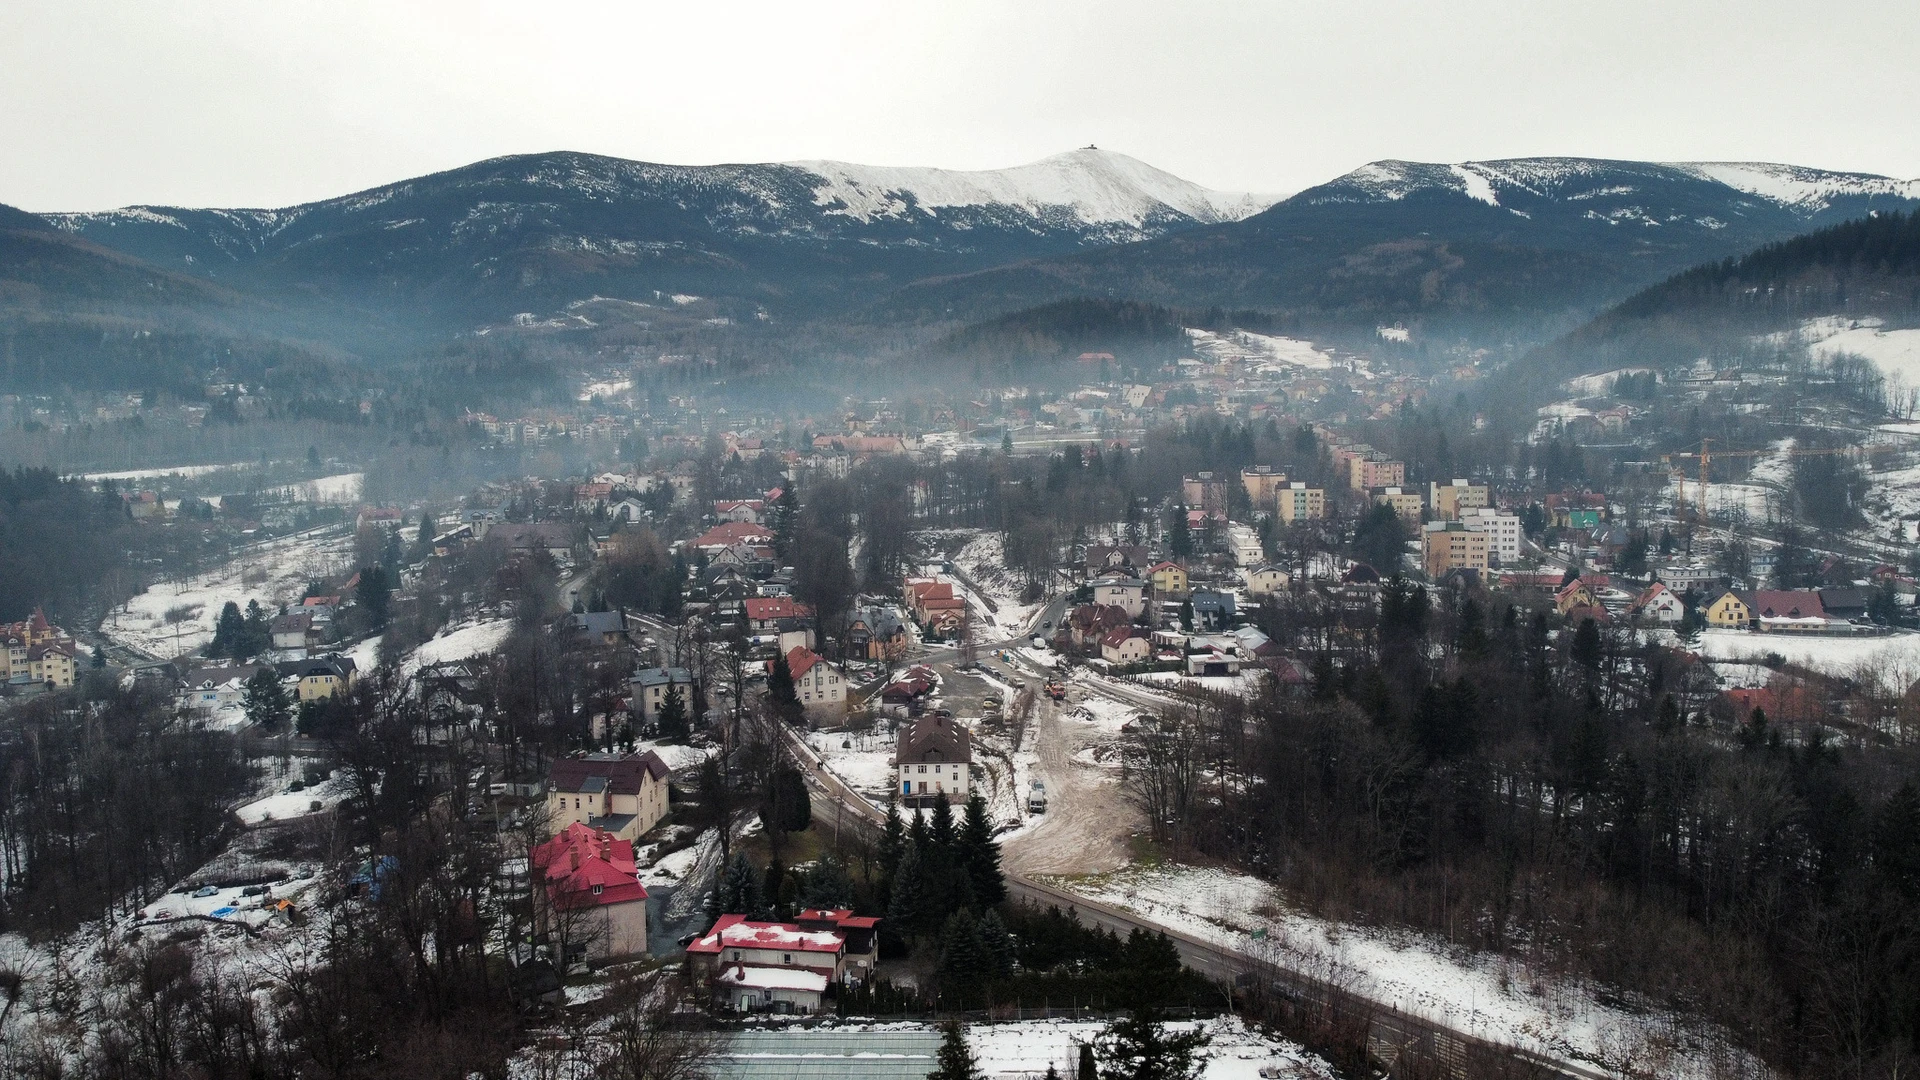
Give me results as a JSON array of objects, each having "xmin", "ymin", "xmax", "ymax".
[{"xmin": 717, "ymin": 965, "xmax": 830, "ymax": 992}]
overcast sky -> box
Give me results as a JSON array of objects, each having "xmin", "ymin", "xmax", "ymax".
[{"xmin": 4, "ymin": 0, "xmax": 1916, "ymax": 212}]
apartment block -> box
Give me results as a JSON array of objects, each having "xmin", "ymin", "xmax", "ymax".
[
  {"xmin": 1461, "ymin": 507, "xmax": 1522, "ymax": 565},
  {"xmin": 1276, "ymin": 482, "xmax": 1326, "ymax": 523},
  {"xmin": 1422, "ymin": 520, "xmax": 1490, "ymax": 579},
  {"xmin": 1350, "ymin": 457, "xmax": 1405, "ymax": 491},
  {"xmin": 1429, "ymin": 479, "xmax": 1491, "ymax": 520},
  {"xmin": 1372, "ymin": 486, "xmax": 1424, "ymax": 524}
]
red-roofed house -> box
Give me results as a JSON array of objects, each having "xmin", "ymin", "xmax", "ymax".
[
  {"xmin": 1629, "ymin": 582, "xmax": 1684, "ymax": 624},
  {"xmin": 1099, "ymin": 627, "xmax": 1150, "ymax": 666},
  {"xmin": 546, "ymin": 751, "xmax": 672, "ymax": 841},
  {"xmin": 687, "ymin": 910, "xmax": 878, "ymax": 1013},
  {"xmin": 692, "ymin": 520, "xmax": 775, "ymax": 553},
  {"xmin": 530, "ymin": 823, "xmax": 649, "ymax": 961},
  {"xmin": 713, "ymin": 499, "xmax": 766, "ymax": 523},
  {"xmin": 744, "ymin": 596, "xmax": 814, "ymax": 633},
  {"xmin": 785, "ymin": 646, "xmax": 846, "ymax": 719}
]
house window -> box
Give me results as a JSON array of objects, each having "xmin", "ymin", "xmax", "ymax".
[
  {"xmin": 591, "ymin": 884, "xmax": 603, "ymax": 895},
  {"xmin": 732, "ymin": 951, "xmax": 741, "ymax": 962},
  {"xmin": 783, "ymin": 953, "xmax": 792, "ymax": 965},
  {"xmin": 917, "ymin": 765, "xmax": 927, "ymax": 774},
  {"xmin": 918, "ymin": 782, "xmax": 927, "ymax": 793}
]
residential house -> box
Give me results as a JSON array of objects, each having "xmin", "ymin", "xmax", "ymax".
[
  {"xmin": 1090, "ymin": 577, "xmax": 1148, "ymax": 618},
  {"xmin": 1189, "ymin": 589, "xmax": 1237, "ymax": 631},
  {"xmin": 572, "ymin": 609, "xmax": 628, "ymax": 646},
  {"xmin": 713, "ymin": 499, "xmax": 766, "ymax": 524},
  {"xmin": 546, "ymin": 751, "xmax": 673, "ymax": 841},
  {"xmin": 846, "ymin": 606, "xmax": 909, "ymax": 662},
  {"xmin": 1084, "ymin": 544, "xmax": 1150, "ymax": 577},
  {"xmin": 1704, "ymin": 589, "xmax": 1752, "ymax": 629},
  {"xmin": 178, "ymin": 663, "xmax": 269, "ymax": 716},
  {"xmin": 896, "ymin": 713, "xmax": 971, "ymax": 807},
  {"xmin": 1818, "ymin": 588, "xmax": 1872, "ymax": 623},
  {"xmin": 1245, "ymin": 564, "xmax": 1290, "ymax": 597},
  {"xmin": 629, "ymin": 667, "xmax": 695, "ymax": 724},
  {"xmin": 744, "ymin": 597, "xmax": 814, "ymax": 635},
  {"xmin": 1555, "ymin": 577, "xmax": 1601, "ymax": 616},
  {"xmin": 1145, "ymin": 561, "xmax": 1189, "ymax": 599},
  {"xmin": 785, "ymin": 647, "xmax": 846, "ymax": 719},
  {"xmin": 905, "ymin": 579, "xmax": 967, "ymax": 633},
  {"xmin": 277, "ymin": 656, "xmax": 356, "ymax": 701},
  {"xmin": 687, "ymin": 913, "xmax": 870, "ymax": 1014},
  {"xmin": 1546, "ymin": 492, "xmax": 1608, "ymax": 530},
  {"xmin": 1099, "ymin": 627, "xmax": 1151, "ymax": 665},
  {"xmin": 1630, "ymin": 582, "xmax": 1685, "ymax": 624},
  {"xmin": 1066, "ymin": 603, "xmax": 1133, "ymax": 649},
  {"xmin": 692, "ymin": 521, "xmax": 775, "ymax": 555},
  {"xmin": 488, "ymin": 522, "xmax": 577, "ymax": 562},
  {"xmin": 1748, "ymin": 590, "xmax": 1832, "ymax": 632},
  {"xmin": 269, "ymin": 611, "xmax": 317, "ymax": 651},
  {"xmin": 530, "ymin": 823, "xmax": 649, "ymax": 962},
  {"xmin": 610, "ymin": 497, "xmax": 650, "ymax": 523},
  {"xmin": 2, "ymin": 609, "xmax": 78, "ymax": 690}
]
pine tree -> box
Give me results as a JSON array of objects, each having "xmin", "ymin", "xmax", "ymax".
[
  {"xmin": 1001, "ymin": 431, "xmax": 1014, "ymax": 455},
  {"xmin": 768, "ymin": 653, "xmax": 799, "ymax": 715},
  {"xmin": 888, "ymin": 845, "xmax": 926, "ymax": 939},
  {"xmin": 928, "ymin": 1020, "xmax": 982, "ymax": 1080},
  {"xmin": 802, "ymin": 853, "xmax": 855, "ymax": 909},
  {"xmin": 960, "ymin": 793, "xmax": 1006, "ymax": 906},
  {"xmin": 657, "ymin": 683, "xmax": 690, "ymax": 741},
  {"xmin": 978, "ymin": 908, "xmax": 1015, "ymax": 978},
  {"xmin": 356, "ymin": 565, "xmax": 391, "ymax": 629},
  {"xmin": 1077, "ymin": 1043, "xmax": 1097, "ymax": 1080},
  {"xmin": 210, "ymin": 601, "xmax": 246, "ymax": 659},
  {"xmin": 939, "ymin": 908, "xmax": 989, "ymax": 995},
  {"xmin": 879, "ymin": 797, "xmax": 906, "ymax": 898},
  {"xmin": 242, "ymin": 667, "xmax": 292, "ymax": 732},
  {"xmin": 1094, "ymin": 1000, "xmax": 1209, "ymax": 1080},
  {"xmin": 930, "ymin": 795, "xmax": 956, "ymax": 849},
  {"xmin": 717, "ymin": 852, "xmax": 764, "ymax": 917}
]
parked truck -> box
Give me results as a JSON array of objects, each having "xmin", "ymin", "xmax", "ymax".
[{"xmin": 1027, "ymin": 779, "xmax": 1048, "ymax": 814}]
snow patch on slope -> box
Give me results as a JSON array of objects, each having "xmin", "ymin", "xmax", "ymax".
[
  {"xmin": 792, "ymin": 148, "xmax": 1279, "ymax": 227},
  {"xmin": 1675, "ymin": 162, "xmax": 1920, "ymax": 212}
]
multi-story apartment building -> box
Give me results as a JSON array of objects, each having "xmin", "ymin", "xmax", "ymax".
[
  {"xmin": 1350, "ymin": 457, "xmax": 1405, "ymax": 491},
  {"xmin": 1372, "ymin": 486, "xmax": 1424, "ymax": 524},
  {"xmin": 1461, "ymin": 507, "xmax": 1522, "ymax": 565},
  {"xmin": 1276, "ymin": 482, "xmax": 1326, "ymax": 523},
  {"xmin": 3, "ymin": 609, "xmax": 77, "ymax": 691},
  {"xmin": 1429, "ymin": 479, "xmax": 1492, "ymax": 520},
  {"xmin": 1422, "ymin": 521, "xmax": 1490, "ymax": 579}
]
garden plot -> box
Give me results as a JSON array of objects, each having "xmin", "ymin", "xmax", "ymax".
[
  {"xmin": 1053, "ymin": 864, "xmax": 1761, "ymax": 1080},
  {"xmin": 1695, "ymin": 629, "xmax": 1920, "ymax": 693},
  {"xmin": 806, "ymin": 727, "xmax": 899, "ymax": 803},
  {"xmin": 102, "ymin": 527, "xmax": 355, "ymax": 657}
]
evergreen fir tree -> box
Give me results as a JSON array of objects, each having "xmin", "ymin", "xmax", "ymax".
[
  {"xmin": 801, "ymin": 853, "xmax": 855, "ymax": 909},
  {"xmin": 939, "ymin": 909, "xmax": 992, "ymax": 999},
  {"xmin": 960, "ymin": 793, "xmax": 1006, "ymax": 907},
  {"xmin": 978, "ymin": 908, "xmax": 1015, "ymax": 978},
  {"xmin": 880, "ymin": 797, "xmax": 906, "ymax": 883},
  {"xmin": 1077, "ymin": 1043, "xmax": 1097, "ymax": 1080},
  {"xmin": 717, "ymin": 852, "xmax": 764, "ymax": 917},
  {"xmin": 1094, "ymin": 1000, "xmax": 1209, "ymax": 1080},
  {"xmin": 657, "ymin": 683, "xmax": 690, "ymax": 741},
  {"xmin": 210, "ymin": 601, "xmax": 246, "ymax": 659},
  {"xmin": 888, "ymin": 845, "xmax": 927, "ymax": 939},
  {"xmin": 928, "ymin": 1020, "xmax": 982, "ymax": 1080},
  {"xmin": 768, "ymin": 653, "xmax": 800, "ymax": 716},
  {"xmin": 242, "ymin": 667, "xmax": 292, "ymax": 731},
  {"xmin": 930, "ymin": 795, "xmax": 956, "ymax": 849}
]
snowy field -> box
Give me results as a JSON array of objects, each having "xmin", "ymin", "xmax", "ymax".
[
  {"xmin": 1803, "ymin": 317, "xmax": 1920, "ymax": 386},
  {"xmin": 1135, "ymin": 669, "xmax": 1269, "ymax": 698},
  {"xmin": 1185, "ymin": 327, "xmax": 1337, "ymax": 372},
  {"xmin": 1695, "ymin": 629, "xmax": 1920, "ymax": 692},
  {"xmin": 236, "ymin": 777, "xmax": 350, "ymax": 826},
  {"xmin": 807, "ymin": 727, "xmax": 898, "ymax": 800},
  {"xmin": 1054, "ymin": 864, "xmax": 1760, "ymax": 1080},
  {"xmin": 102, "ymin": 527, "xmax": 355, "ymax": 657},
  {"xmin": 932, "ymin": 529, "xmax": 1047, "ymax": 635},
  {"xmin": 720, "ymin": 1016, "xmax": 1334, "ymax": 1079},
  {"xmin": 82, "ymin": 461, "xmax": 251, "ymax": 482},
  {"xmin": 405, "ymin": 619, "xmax": 514, "ymax": 674}
]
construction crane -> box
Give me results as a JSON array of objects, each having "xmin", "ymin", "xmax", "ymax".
[{"xmin": 1662, "ymin": 438, "xmax": 1888, "ymax": 520}]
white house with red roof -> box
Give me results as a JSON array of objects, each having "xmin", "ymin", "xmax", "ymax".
[
  {"xmin": 692, "ymin": 520, "xmax": 774, "ymax": 554},
  {"xmin": 1629, "ymin": 582, "xmax": 1685, "ymax": 624},
  {"xmin": 687, "ymin": 909, "xmax": 879, "ymax": 1013},
  {"xmin": 712, "ymin": 499, "xmax": 766, "ymax": 524},
  {"xmin": 785, "ymin": 646, "xmax": 846, "ymax": 719},
  {"xmin": 744, "ymin": 596, "xmax": 813, "ymax": 634},
  {"xmin": 530, "ymin": 823, "xmax": 649, "ymax": 962}
]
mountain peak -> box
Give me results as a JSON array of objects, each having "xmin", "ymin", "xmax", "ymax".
[{"xmin": 785, "ymin": 148, "xmax": 1281, "ymax": 229}]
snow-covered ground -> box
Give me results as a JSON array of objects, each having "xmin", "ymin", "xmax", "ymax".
[
  {"xmin": 235, "ymin": 777, "xmax": 350, "ymax": 826},
  {"xmin": 101, "ymin": 527, "xmax": 355, "ymax": 657},
  {"xmin": 1054, "ymin": 863, "xmax": 1760, "ymax": 1080},
  {"xmin": 1186, "ymin": 327, "xmax": 1337, "ymax": 372},
  {"xmin": 404, "ymin": 619, "xmax": 514, "ymax": 676},
  {"xmin": 936, "ymin": 529, "xmax": 1048, "ymax": 635},
  {"xmin": 1136, "ymin": 669, "xmax": 1269, "ymax": 697},
  {"xmin": 806, "ymin": 727, "xmax": 898, "ymax": 805},
  {"xmin": 1801, "ymin": 316, "xmax": 1920, "ymax": 386},
  {"xmin": 82, "ymin": 461, "xmax": 251, "ymax": 482},
  {"xmin": 1695, "ymin": 628, "xmax": 1920, "ymax": 692}
]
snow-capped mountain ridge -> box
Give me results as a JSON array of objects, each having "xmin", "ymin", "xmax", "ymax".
[
  {"xmin": 789, "ymin": 148, "xmax": 1278, "ymax": 228},
  {"xmin": 1308, "ymin": 157, "xmax": 1920, "ymax": 217}
]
